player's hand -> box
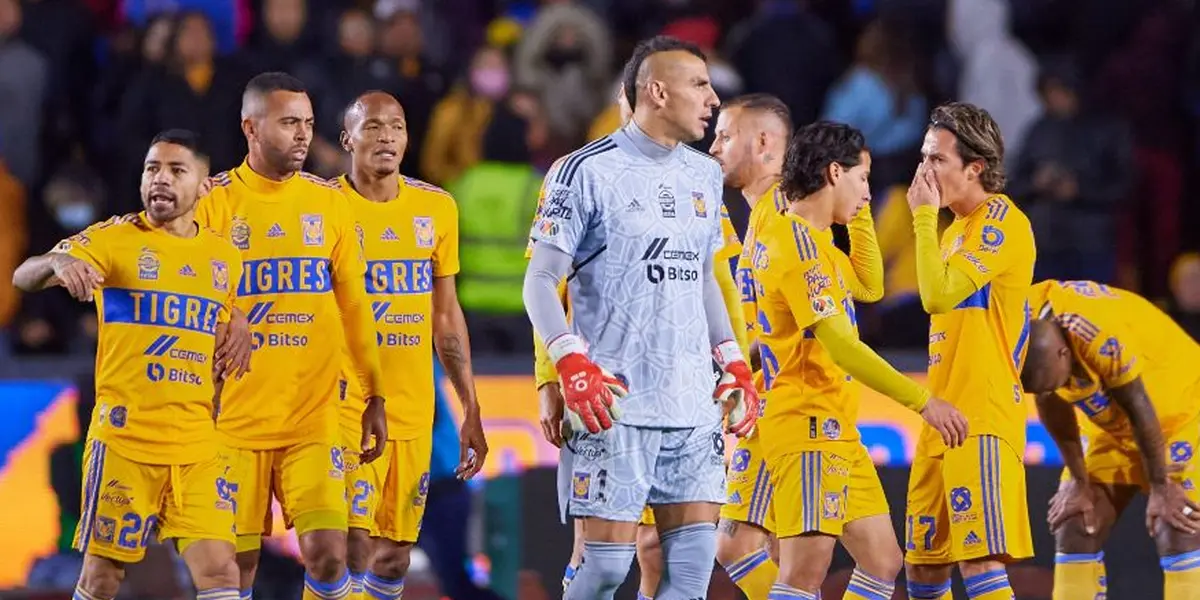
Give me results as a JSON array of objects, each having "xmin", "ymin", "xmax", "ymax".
[
  {"xmin": 555, "ymin": 352, "xmax": 625, "ymax": 434},
  {"xmin": 360, "ymin": 396, "xmax": 387, "ymax": 463},
  {"xmin": 538, "ymin": 382, "xmax": 567, "ymax": 447},
  {"xmin": 906, "ymin": 163, "xmax": 941, "ymax": 211},
  {"xmin": 1048, "ymin": 478, "xmax": 1098, "ymax": 535},
  {"xmin": 715, "ymin": 360, "xmax": 760, "ymax": 438},
  {"xmin": 1147, "ymin": 479, "xmax": 1200, "ymax": 535},
  {"xmin": 457, "ymin": 406, "xmax": 488, "ymax": 480},
  {"xmin": 919, "ymin": 397, "xmax": 968, "ymax": 448},
  {"xmin": 214, "ymin": 307, "xmax": 252, "ymax": 381},
  {"xmin": 50, "ymin": 253, "xmax": 103, "ymax": 301}
]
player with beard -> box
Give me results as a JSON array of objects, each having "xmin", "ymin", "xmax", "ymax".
[
  {"xmin": 332, "ymin": 90, "xmax": 490, "ymax": 600},
  {"xmin": 194, "ymin": 72, "xmax": 388, "ymax": 600},
  {"xmin": 13, "ymin": 129, "xmax": 244, "ymax": 600}
]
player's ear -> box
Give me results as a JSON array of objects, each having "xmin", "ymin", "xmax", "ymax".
[
  {"xmin": 826, "ymin": 161, "xmax": 842, "ymax": 186},
  {"xmin": 340, "ymin": 130, "xmax": 352, "ymax": 153},
  {"xmin": 240, "ymin": 117, "xmax": 255, "ymax": 142}
]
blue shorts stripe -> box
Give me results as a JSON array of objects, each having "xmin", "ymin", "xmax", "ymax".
[
  {"xmin": 979, "ymin": 436, "xmax": 995, "ymax": 555},
  {"xmin": 748, "ymin": 460, "xmax": 768, "ymax": 525},
  {"xmin": 79, "ymin": 439, "xmax": 106, "ymax": 553}
]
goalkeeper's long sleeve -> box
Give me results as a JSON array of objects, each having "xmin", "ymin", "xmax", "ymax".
[
  {"xmin": 703, "ymin": 251, "xmax": 737, "ymax": 349},
  {"xmin": 533, "ymin": 279, "xmax": 571, "ymax": 388},
  {"xmin": 810, "ymin": 312, "xmax": 930, "ymax": 412},
  {"xmin": 523, "ymin": 242, "xmax": 574, "ymax": 349}
]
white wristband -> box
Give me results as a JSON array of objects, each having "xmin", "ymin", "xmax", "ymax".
[
  {"xmin": 712, "ymin": 340, "xmax": 744, "ymax": 369},
  {"xmin": 547, "ymin": 333, "xmax": 587, "ymax": 364}
]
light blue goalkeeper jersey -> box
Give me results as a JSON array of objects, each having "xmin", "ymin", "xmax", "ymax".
[{"xmin": 529, "ymin": 122, "xmax": 725, "ymax": 429}]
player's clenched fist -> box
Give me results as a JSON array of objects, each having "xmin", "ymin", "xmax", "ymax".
[
  {"xmin": 713, "ymin": 340, "xmax": 761, "ymax": 438},
  {"xmin": 549, "ymin": 334, "xmax": 626, "ymax": 434},
  {"xmin": 920, "ymin": 396, "xmax": 969, "ymax": 447},
  {"xmin": 49, "ymin": 253, "xmax": 103, "ymax": 302}
]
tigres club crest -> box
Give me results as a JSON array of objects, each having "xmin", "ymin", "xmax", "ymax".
[
  {"xmin": 301, "ymin": 214, "xmax": 324, "ymax": 247},
  {"xmin": 413, "ymin": 216, "xmax": 434, "ymax": 248},
  {"xmin": 211, "ymin": 260, "xmax": 229, "ymax": 292},
  {"xmin": 230, "ymin": 217, "xmax": 251, "ymax": 250}
]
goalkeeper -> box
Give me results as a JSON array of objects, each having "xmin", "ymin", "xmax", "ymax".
[{"xmin": 522, "ymin": 35, "xmax": 759, "ymax": 600}]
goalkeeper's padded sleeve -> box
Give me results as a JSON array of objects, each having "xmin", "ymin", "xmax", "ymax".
[
  {"xmin": 714, "ymin": 258, "xmax": 750, "ymax": 357},
  {"xmin": 810, "ymin": 312, "xmax": 931, "ymax": 412},
  {"xmin": 703, "ymin": 249, "xmax": 737, "ymax": 349},
  {"xmin": 533, "ymin": 279, "xmax": 570, "ymax": 389},
  {"xmin": 523, "ymin": 242, "xmax": 574, "ymax": 348},
  {"xmin": 913, "ymin": 205, "xmax": 982, "ymax": 314},
  {"xmin": 835, "ymin": 205, "xmax": 885, "ymax": 303}
]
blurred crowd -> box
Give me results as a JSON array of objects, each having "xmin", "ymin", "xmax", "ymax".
[{"xmin": 3, "ymin": 0, "xmax": 1200, "ymax": 356}]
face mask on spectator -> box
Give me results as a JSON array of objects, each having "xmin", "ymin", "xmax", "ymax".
[
  {"xmin": 471, "ymin": 68, "xmax": 509, "ymax": 100},
  {"xmin": 56, "ymin": 202, "xmax": 95, "ymax": 231}
]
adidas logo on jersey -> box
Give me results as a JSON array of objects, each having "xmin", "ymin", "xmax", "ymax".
[
  {"xmin": 267, "ymin": 223, "xmax": 285, "ymax": 238},
  {"xmin": 626, "ymin": 198, "xmax": 643, "ymax": 212},
  {"xmin": 963, "ymin": 531, "xmax": 982, "ymax": 547},
  {"xmin": 178, "ymin": 265, "xmax": 196, "ymax": 277},
  {"xmin": 381, "ymin": 227, "xmax": 400, "ymax": 241}
]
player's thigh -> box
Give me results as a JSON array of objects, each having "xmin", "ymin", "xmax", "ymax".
[
  {"xmin": 722, "ymin": 434, "xmax": 776, "ymax": 532},
  {"xmin": 74, "ymin": 439, "xmax": 169, "ymax": 563},
  {"xmin": 768, "ymin": 444, "xmax": 856, "ymax": 541},
  {"xmin": 904, "ymin": 450, "xmax": 952, "ymax": 565},
  {"xmin": 277, "ymin": 439, "xmax": 349, "ymax": 536},
  {"xmin": 225, "ymin": 446, "xmax": 276, "ymax": 547},
  {"xmin": 375, "ymin": 436, "xmax": 432, "ymax": 543},
  {"xmin": 342, "ymin": 428, "xmax": 384, "ymax": 536},
  {"xmin": 940, "ymin": 435, "xmax": 1033, "ymax": 563},
  {"xmin": 565, "ymin": 423, "xmax": 655, "ymax": 526},
  {"xmin": 840, "ymin": 444, "xmax": 901, "ymax": 573},
  {"xmin": 648, "ymin": 421, "xmax": 725, "ymax": 527},
  {"xmin": 161, "ymin": 449, "xmax": 237, "ymax": 551}
]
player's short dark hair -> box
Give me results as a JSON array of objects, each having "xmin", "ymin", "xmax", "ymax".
[
  {"xmin": 781, "ymin": 121, "xmax": 867, "ymax": 200},
  {"xmin": 722, "ymin": 93, "xmax": 793, "ymax": 138},
  {"xmin": 245, "ymin": 71, "xmax": 306, "ymax": 96},
  {"xmin": 149, "ymin": 128, "xmax": 209, "ymax": 162},
  {"xmin": 622, "ymin": 35, "xmax": 707, "ymax": 111},
  {"xmin": 928, "ymin": 102, "xmax": 1006, "ymax": 193}
]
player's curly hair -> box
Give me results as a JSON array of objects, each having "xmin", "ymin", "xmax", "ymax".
[
  {"xmin": 928, "ymin": 102, "xmax": 1006, "ymax": 193},
  {"xmin": 780, "ymin": 121, "xmax": 867, "ymax": 200}
]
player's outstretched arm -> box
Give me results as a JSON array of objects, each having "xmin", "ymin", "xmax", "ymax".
[
  {"xmin": 840, "ymin": 204, "xmax": 885, "ymax": 302},
  {"xmin": 432, "ymin": 275, "xmax": 488, "ymax": 480},
  {"xmin": 14, "ymin": 240, "xmax": 107, "ymax": 301}
]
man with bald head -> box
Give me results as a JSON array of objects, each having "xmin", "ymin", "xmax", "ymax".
[
  {"xmin": 523, "ymin": 36, "xmax": 761, "ymax": 599},
  {"xmin": 1021, "ymin": 280, "xmax": 1200, "ymax": 599},
  {"xmin": 194, "ymin": 71, "xmax": 388, "ymax": 600},
  {"xmin": 334, "ymin": 90, "xmax": 489, "ymax": 600}
]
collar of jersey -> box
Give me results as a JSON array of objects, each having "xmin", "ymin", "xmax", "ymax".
[
  {"xmin": 135, "ymin": 211, "xmax": 205, "ymax": 244},
  {"xmin": 337, "ymin": 174, "xmax": 404, "ymax": 206},
  {"xmin": 619, "ymin": 120, "xmax": 678, "ymax": 162},
  {"xmin": 234, "ymin": 160, "xmax": 297, "ymax": 196},
  {"xmin": 758, "ymin": 180, "xmax": 784, "ymax": 212}
]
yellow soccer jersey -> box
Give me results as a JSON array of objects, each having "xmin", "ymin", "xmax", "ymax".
[
  {"xmin": 924, "ymin": 195, "xmax": 1035, "ymax": 456},
  {"xmin": 54, "ymin": 214, "xmax": 242, "ymax": 465},
  {"xmin": 1031, "ymin": 280, "xmax": 1200, "ymax": 437},
  {"xmin": 336, "ymin": 175, "xmax": 460, "ymax": 440},
  {"xmin": 753, "ymin": 213, "xmax": 861, "ymax": 459},
  {"xmin": 735, "ymin": 183, "xmax": 787, "ymax": 352},
  {"xmin": 196, "ymin": 163, "xmax": 382, "ymax": 448}
]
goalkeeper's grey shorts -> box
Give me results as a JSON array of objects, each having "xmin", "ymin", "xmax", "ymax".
[{"xmin": 557, "ymin": 420, "xmax": 726, "ymax": 523}]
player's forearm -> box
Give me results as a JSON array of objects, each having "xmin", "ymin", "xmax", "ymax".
[
  {"xmin": 714, "ymin": 260, "xmax": 750, "ymax": 356},
  {"xmin": 1036, "ymin": 393, "xmax": 1089, "ymax": 483},
  {"xmin": 334, "ymin": 279, "xmax": 386, "ymax": 397},
  {"xmin": 703, "ymin": 256, "xmax": 737, "ymax": 350},
  {"xmin": 846, "ymin": 208, "xmax": 885, "ymax": 303},
  {"xmin": 523, "ymin": 243, "xmax": 574, "ymax": 359},
  {"xmin": 12, "ymin": 254, "xmax": 60, "ymax": 292},
  {"xmin": 432, "ymin": 285, "xmax": 478, "ymax": 408},
  {"xmin": 533, "ymin": 331, "xmax": 559, "ymax": 389},
  {"xmin": 812, "ymin": 315, "xmax": 930, "ymax": 412},
  {"xmin": 913, "ymin": 206, "xmax": 978, "ymax": 313},
  {"xmin": 1110, "ymin": 379, "xmax": 1169, "ymax": 485}
]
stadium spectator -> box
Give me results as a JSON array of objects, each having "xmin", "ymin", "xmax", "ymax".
[
  {"xmin": 0, "ymin": 0, "xmax": 49, "ymax": 188},
  {"xmin": 1011, "ymin": 57, "xmax": 1133, "ymax": 284},
  {"xmin": 0, "ymin": 157, "xmax": 26, "ymax": 352},
  {"xmin": 421, "ymin": 45, "xmax": 510, "ymax": 186},
  {"xmin": 243, "ymin": 0, "xmax": 316, "ymax": 74},
  {"xmin": 1168, "ymin": 252, "xmax": 1200, "ymax": 342},
  {"xmin": 377, "ymin": 7, "xmax": 447, "ymax": 175}
]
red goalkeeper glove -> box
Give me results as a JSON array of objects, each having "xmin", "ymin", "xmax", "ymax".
[
  {"xmin": 549, "ymin": 334, "xmax": 627, "ymax": 434},
  {"xmin": 713, "ymin": 340, "xmax": 761, "ymax": 437}
]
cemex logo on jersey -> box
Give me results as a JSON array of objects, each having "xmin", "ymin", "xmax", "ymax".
[{"xmin": 641, "ymin": 237, "xmax": 700, "ymax": 284}]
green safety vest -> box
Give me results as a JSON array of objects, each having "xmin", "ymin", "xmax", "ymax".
[{"xmin": 449, "ymin": 162, "xmax": 544, "ymax": 314}]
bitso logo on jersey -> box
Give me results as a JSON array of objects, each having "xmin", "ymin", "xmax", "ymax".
[
  {"xmin": 413, "ymin": 216, "xmax": 434, "ymax": 248},
  {"xmin": 137, "ymin": 247, "xmax": 160, "ymax": 280},
  {"xmin": 301, "ymin": 214, "xmax": 324, "ymax": 246},
  {"xmin": 230, "ymin": 216, "xmax": 251, "ymax": 249}
]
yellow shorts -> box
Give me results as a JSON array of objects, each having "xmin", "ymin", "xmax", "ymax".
[
  {"xmin": 340, "ymin": 426, "xmax": 372, "ymax": 533},
  {"xmin": 721, "ymin": 434, "xmax": 775, "ymax": 531},
  {"xmin": 1074, "ymin": 418, "xmax": 1200, "ymax": 500},
  {"xmin": 228, "ymin": 439, "xmax": 347, "ymax": 551},
  {"xmin": 342, "ymin": 434, "xmax": 434, "ymax": 542},
  {"xmin": 769, "ymin": 442, "xmax": 886, "ymax": 539},
  {"xmin": 73, "ymin": 439, "xmax": 235, "ymax": 562},
  {"xmin": 905, "ymin": 435, "xmax": 1033, "ymax": 565},
  {"xmin": 639, "ymin": 506, "xmax": 655, "ymax": 526}
]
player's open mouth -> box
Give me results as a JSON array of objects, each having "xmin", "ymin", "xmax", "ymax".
[
  {"xmin": 148, "ymin": 193, "xmax": 175, "ymax": 207},
  {"xmin": 374, "ymin": 149, "xmax": 398, "ymax": 159}
]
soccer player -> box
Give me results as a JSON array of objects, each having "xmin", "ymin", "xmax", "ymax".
[
  {"xmin": 523, "ymin": 36, "xmax": 760, "ymax": 600},
  {"xmin": 1021, "ymin": 280, "xmax": 1200, "ymax": 599},
  {"xmin": 195, "ymin": 72, "xmax": 388, "ymax": 600},
  {"xmin": 750, "ymin": 121, "xmax": 967, "ymax": 600},
  {"xmin": 12, "ymin": 129, "xmax": 244, "ymax": 600},
  {"xmin": 903, "ymin": 102, "xmax": 1037, "ymax": 600},
  {"xmin": 334, "ymin": 90, "xmax": 489, "ymax": 600}
]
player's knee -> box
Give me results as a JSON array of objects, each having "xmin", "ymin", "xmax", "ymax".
[
  {"xmin": 905, "ymin": 562, "xmax": 952, "ymax": 584},
  {"xmin": 714, "ymin": 520, "xmax": 765, "ymax": 567},
  {"xmin": 856, "ymin": 541, "xmax": 903, "ymax": 582},
  {"xmin": 189, "ymin": 553, "xmax": 240, "ymax": 591},
  {"xmin": 78, "ymin": 556, "xmax": 124, "ymax": 599},
  {"xmin": 1155, "ymin": 525, "xmax": 1200, "ymax": 558},
  {"xmin": 957, "ymin": 557, "xmax": 1005, "ymax": 580},
  {"xmin": 1055, "ymin": 516, "xmax": 1106, "ymax": 555},
  {"xmin": 636, "ymin": 526, "xmax": 663, "ymax": 575},
  {"xmin": 299, "ymin": 531, "xmax": 348, "ymax": 582},
  {"xmin": 346, "ymin": 529, "xmax": 373, "ymax": 574},
  {"xmin": 235, "ymin": 549, "xmax": 260, "ymax": 587},
  {"xmin": 371, "ymin": 541, "xmax": 413, "ymax": 581}
]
